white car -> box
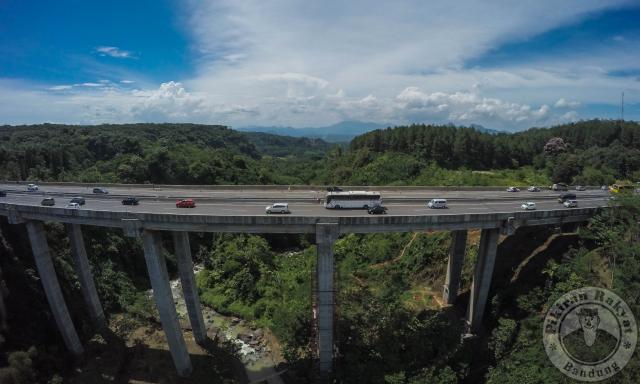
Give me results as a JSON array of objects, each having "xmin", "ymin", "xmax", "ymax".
[
  {"xmin": 27, "ymin": 183, "xmax": 39, "ymax": 191},
  {"xmin": 521, "ymin": 202, "xmax": 536, "ymax": 210},
  {"xmin": 427, "ymin": 199, "xmax": 447, "ymax": 209},
  {"xmin": 527, "ymin": 186, "xmax": 540, "ymax": 192},
  {"xmin": 563, "ymin": 200, "xmax": 578, "ymax": 208},
  {"xmin": 266, "ymin": 203, "xmax": 290, "ymax": 214},
  {"xmin": 65, "ymin": 202, "xmax": 80, "ymax": 209},
  {"xmin": 507, "ymin": 187, "xmax": 520, "ymax": 192},
  {"xmin": 575, "ymin": 185, "xmax": 586, "ymax": 191}
]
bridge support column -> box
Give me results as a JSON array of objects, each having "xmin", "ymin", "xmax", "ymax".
[
  {"xmin": 26, "ymin": 221, "xmax": 84, "ymax": 356},
  {"xmin": 142, "ymin": 230, "xmax": 193, "ymax": 377},
  {"xmin": 316, "ymin": 223, "xmax": 339, "ymax": 379},
  {"xmin": 66, "ymin": 224, "xmax": 105, "ymax": 327},
  {"xmin": 172, "ymin": 231, "xmax": 206, "ymax": 345},
  {"xmin": 467, "ymin": 228, "xmax": 500, "ymax": 334},
  {"xmin": 443, "ymin": 230, "xmax": 467, "ymax": 305}
]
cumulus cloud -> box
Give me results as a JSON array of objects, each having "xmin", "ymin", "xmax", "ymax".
[
  {"xmin": 48, "ymin": 85, "xmax": 73, "ymax": 91},
  {"xmin": 554, "ymin": 98, "xmax": 581, "ymax": 108},
  {"xmin": 560, "ymin": 111, "xmax": 580, "ymax": 121},
  {"xmin": 95, "ymin": 46, "xmax": 134, "ymax": 59},
  {"xmin": 2, "ymin": 1, "xmax": 640, "ymax": 128},
  {"xmin": 393, "ymin": 87, "xmax": 551, "ymax": 125}
]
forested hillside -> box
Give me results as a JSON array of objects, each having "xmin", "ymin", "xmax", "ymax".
[
  {"xmin": 1, "ymin": 120, "xmax": 639, "ymax": 187},
  {"xmin": 0, "ymin": 123, "xmax": 331, "ymax": 185},
  {"xmin": 331, "ymin": 119, "xmax": 640, "ymax": 185},
  {"xmin": 1, "ymin": 120, "xmax": 640, "ymax": 383}
]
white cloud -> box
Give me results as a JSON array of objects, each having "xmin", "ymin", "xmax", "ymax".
[
  {"xmin": 560, "ymin": 111, "xmax": 580, "ymax": 121},
  {"xmin": 393, "ymin": 87, "xmax": 551, "ymax": 126},
  {"xmin": 554, "ymin": 98, "xmax": 581, "ymax": 108},
  {"xmin": 95, "ymin": 46, "xmax": 134, "ymax": 59},
  {"xmin": 2, "ymin": 1, "xmax": 640, "ymax": 129},
  {"xmin": 48, "ymin": 85, "xmax": 73, "ymax": 91},
  {"xmin": 78, "ymin": 82, "xmax": 104, "ymax": 87}
]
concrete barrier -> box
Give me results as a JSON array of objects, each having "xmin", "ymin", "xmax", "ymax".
[
  {"xmin": 0, "ymin": 202, "xmax": 603, "ymax": 234},
  {"xmin": 1, "ymin": 180, "xmax": 604, "ymax": 192}
]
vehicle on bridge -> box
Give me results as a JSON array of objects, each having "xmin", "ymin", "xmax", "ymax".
[
  {"xmin": 69, "ymin": 197, "xmax": 85, "ymax": 205},
  {"xmin": 265, "ymin": 203, "xmax": 290, "ymax": 214},
  {"xmin": 550, "ymin": 183, "xmax": 569, "ymax": 191},
  {"xmin": 521, "ymin": 202, "xmax": 536, "ymax": 210},
  {"xmin": 176, "ymin": 199, "xmax": 196, "ymax": 208},
  {"xmin": 0, "ymin": 190, "xmax": 6, "ymax": 197},
  {"xmin": 121, "ymin": 197, "xmax": 139, "ymax": 205},
  {"xmin": 324, "ymin": 191, "xmax": 382, "ymax": 209},
  {"xmin": 27, "ymin": 183, "xmax": 39, "ymax": 192},
  {"xmin": 367, "ymin": 205, "xmax": 388, "ymax": 214},
  {"xmin": 558, "ymin": 193, "xmax": 577, "ymax": 203},
  {"xmin": 563, "ymin": 199, "xmax": 578, "ymax": 208},
  {"xmin": 65, "ymin": 202, "xmax": 80, "ymax": 209},
  {"xmin": 326, "ymin": 186, "xmax": 343, "ymax": 192},
  {"xmin": 506, "ymin": 186, "xmax": 520, "ymax": 192},
  {"xmin": 609, "ymin": 183, "xmax": 634, "ymax": 194},
  {"xmin": 527, "ymin": 186, "xmax": 540, "ymax": 192},
  {"xmin": 575, "ymin": 185, "xmax": 586, "ymax": 191},
  {"xmin": 92, "ymin": 187, "xmax": 109, "ymax": 194},
  {"xmin": 427, "ymin": 199, "xmax": 448, "ymax": 209},
  {"xmin": 41, "ymin": 197, "xmax": 55, "ymax": 206}
]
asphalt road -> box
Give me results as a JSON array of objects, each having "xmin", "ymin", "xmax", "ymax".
[{"xmin": 0, "ymin": 183, "xmax": 610, "ymax": 217}]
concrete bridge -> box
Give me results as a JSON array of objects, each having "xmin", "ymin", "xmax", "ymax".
[{"xmin": 0, "ymin": 185, "xmax": 606, "ymax": 379}]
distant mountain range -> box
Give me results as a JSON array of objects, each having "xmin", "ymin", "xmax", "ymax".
[
  {"xmin": 238, "ymin": 121, "xmax": 504, "ymax": 142},
  {"xmin": 238, "ymin": 121, "xmax": 388, "ymax": 142}
]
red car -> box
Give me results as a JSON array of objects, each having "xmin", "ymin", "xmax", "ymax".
[{"xmin": 176, "ymin": 199, "xmax": 196, "ymax": 208}]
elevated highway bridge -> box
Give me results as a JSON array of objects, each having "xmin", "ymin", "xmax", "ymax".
[{"xmin": 0, "ymin": 182, "xmax": 609, "ymax": 379}]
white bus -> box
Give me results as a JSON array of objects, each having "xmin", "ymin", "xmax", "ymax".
[{"xmin": 324, "ymin": 191, "xmax": 382, "ymax": 209}]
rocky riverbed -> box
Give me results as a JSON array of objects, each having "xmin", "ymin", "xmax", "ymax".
[{"xmin": 163, "ymin": 266, "xmax": 285, "ymax": 383}]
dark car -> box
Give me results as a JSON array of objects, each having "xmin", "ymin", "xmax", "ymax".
[
  {"xmin": 367, "ymin": 205, "xmax": 388, "ymax": 215},
  {"xmin": 326, "ymin": 186, "xmax": 344, "ymax": 192},
  {"xmin": 176, "ymin": 199, "xmax": 196, "ymax": 208},
  {"xmin": 70, "ymin": 197, "xmax": 85, "ymax": 205},
  {"xmin": 121, "ymin": 197, "xmax": 139, "ymax": 206},
  {"xmin": 558, "ymin": 193, "xmax": 577, "ymax": 203},
  {"xmin": 41, "ymin": 197, "xmax": 55, "ymax": 206},
  {"xmin": 0, "ymin": 190, "xmax": 6, "ymax": 197},
  {"xmin": 93, "ymin": 187, "xmax": 109, "ymax": 194},
  {"xmin": 551, "ymin": 183, "xmax": 569, "ymax": 191}
]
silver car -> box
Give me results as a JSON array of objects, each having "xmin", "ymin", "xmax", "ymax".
[
  {"xmin": 563, "ymin": 200, "xmax": 578, "ymax": 208},
  {"xmin": 266, "ymin": 203, "xmax": 290, "ymax": 214},
  {"xmin": 521, "ymin": 202, "xmax": 536, "ymax": 210}
]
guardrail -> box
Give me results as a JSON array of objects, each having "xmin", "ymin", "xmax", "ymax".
[{"xmin": 0, "ymin": 180, "xmax": 605, "ymax": 192}]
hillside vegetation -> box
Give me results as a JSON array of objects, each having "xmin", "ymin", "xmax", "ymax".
[
  {"xmin": 1, "ymin": 120, "xmax": 640, "ymax": 383},
  {"xmin": 1, "ymin": 119, "xmax": 639, "ymax": 186}
]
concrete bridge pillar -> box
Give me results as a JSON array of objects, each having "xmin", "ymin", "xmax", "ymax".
[
  {"xmin": 26, "ymin": 221, "xmax": 84, "ymax": 356},
  {"xmin": 142, "ymin": 230, "xmax": 193, "ymax": 377},
  {"xmin": 315, "ymin": 223, "xmax": 339, "ymax": 378},
  {"xmin": 467, "ymin": 228, "xmax": 500, "ymax": 334},
  {"xmin": 443, "ymin": 230, "xmax": 467, "ymax": 305},
  {"xmin": 66, "ymin": 224, "xmax": 105, "ymax": 326},
  {"xmin": 172, "ymin": 231, "xmax": 206, "ymax": 345}
]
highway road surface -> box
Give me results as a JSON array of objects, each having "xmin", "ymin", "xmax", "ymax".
[{"xmin": 0, "ymin": 183, "xmax": 610, "ymax": 217}]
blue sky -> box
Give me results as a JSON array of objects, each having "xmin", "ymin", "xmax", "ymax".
[{"xmin": 1, "ymin": 0, "xmax": 639, "ymax": 130}]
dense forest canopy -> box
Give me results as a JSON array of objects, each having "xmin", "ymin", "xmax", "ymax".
[
  {"xmin": 1, "ymin": 119, "xmax": 639, "ymax": 186},
  {"xmin": 1, "ymin": 119, "xmax": 640, "ymax": 383}
]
